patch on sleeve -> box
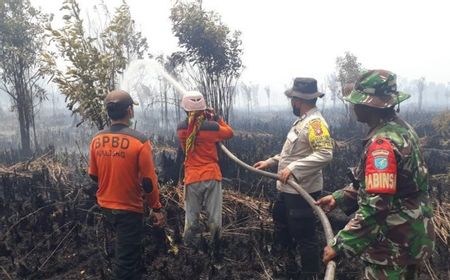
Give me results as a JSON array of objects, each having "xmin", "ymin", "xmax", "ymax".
[
  {"xmin": 365, "ymin": 138, "xmax": 397, "ymax": 194},
  {"xmin": 308, "ymin": 119, "xmax": 332, "ymax": 150}
]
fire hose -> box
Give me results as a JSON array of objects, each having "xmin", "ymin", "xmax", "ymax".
[{"xmin": 218, "ymin": 143, "xmax": 336, "ymax": 280}]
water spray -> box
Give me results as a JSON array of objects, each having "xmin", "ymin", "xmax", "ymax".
[
  {"xmin": 124, "ymin": 59, "xmax": 336, "ymax": 280},
  {"xmin": 148, "ymin": 60, "xmax": 188, "ymax": 96},
  {"xmin": 119, "ymin": 59, "xmax": 189, "ymax": 102}
]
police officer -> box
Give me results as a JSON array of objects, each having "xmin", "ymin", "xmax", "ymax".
[
  {"xmin": 254, "ymin": 78, "xmax": 333, "ymax": 279},
  {"xmin": 89, "ymin": 90, "xmax": 165, "ymax": 280},
  {"xmin": 316, "ymin": 70, "xmax": 435, "ymax": 280}
]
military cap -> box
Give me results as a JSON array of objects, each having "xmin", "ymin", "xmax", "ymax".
[{"xmin": 344, "ymin": 70, "xmax": 410, "ymax": 108}]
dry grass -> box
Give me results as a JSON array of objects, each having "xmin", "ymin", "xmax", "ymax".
[
  {"xmin": 0, "ymin": 152, "xmax": 70, "ymax": 183},
  {"xmin": 432, "ymin": 201, "xmax": 450, "ymax": 244},
  {"xmin": 161, "ymin": 186, "xmax": 272, "ymax": 237}
]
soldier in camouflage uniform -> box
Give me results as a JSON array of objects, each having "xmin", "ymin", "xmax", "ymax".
[{"xmin": 316, "ymin": 70, "xmax": 435, "ymax": 280}]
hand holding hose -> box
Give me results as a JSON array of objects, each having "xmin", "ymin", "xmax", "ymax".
[
  {"xmin": 315, "ymin": 195, "xmax": 337, "ymax": 213},
  {"xmin": 253, "ymin": 160, "xmax": 269, "ymax": 170},
  {"xmin": 205, "ymin": 108, "xmax": 219, "ymax": 121},
  {"xmin": 323, "ymin": 245, "xmax": 337, "ymax": 264},
  {"xmin": 278, "ymin": 167, "xmax": 292, "ymax": 184}
]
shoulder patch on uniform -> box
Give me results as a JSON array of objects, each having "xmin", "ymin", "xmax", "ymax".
[
  {"xmin": 365, "ymin": 137, "xmax": 397, "ymax": 194},
  {"xmin": 309, "ymin": 119, "xmax": 324, "ymax": 136},
  {"xmin": 308, "ymin": 118, "xmax": 332, "ymax": 150}
]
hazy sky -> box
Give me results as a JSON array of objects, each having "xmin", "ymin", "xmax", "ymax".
[{"xmin": 32, "ymin": 0, "xmax": 450, "ymax": 93}]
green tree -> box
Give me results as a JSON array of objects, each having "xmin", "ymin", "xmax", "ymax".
[
  {"xmin": 43, "ymin": 0, "xmax": 148, "ymax": 129},
  {"xmin": 336, "ymin": 51, "xmax": 363, "ymax": 98},
  {"xmin": 0, "ymin": 0, "xmax": 50, "ymax": 156},
  {"xmin": 101, "ymin": 2, "xmax": 148, "ymax": 88},
  {"xmin": 170, "ymin": 2, "xmax": 243, "ymax": 121},
  {"xmin": 336, "ymin": 52, "xmax": 363, "ymax": 119}
]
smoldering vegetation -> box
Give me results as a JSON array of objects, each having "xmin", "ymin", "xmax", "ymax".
[{"xmin": 0, "ymin": 106, "xmax": 448, "ymax": 280}]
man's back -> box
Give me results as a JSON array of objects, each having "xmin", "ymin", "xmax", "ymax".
[
  {"xmin": 89, "ymin": 123, "xmax": 160, "ymax": 213},
  {"xmin": 177, "ymin": 118, "xmax": 233, "ymax": 185}
]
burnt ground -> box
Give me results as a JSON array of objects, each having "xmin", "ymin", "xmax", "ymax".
[
  {"xmin": 0, "ymin": 108, "xmax": 449, "ymax": 280},
  {"xmin": 0, "ymin": 159, "xmax": 447, "ymax": 280}
]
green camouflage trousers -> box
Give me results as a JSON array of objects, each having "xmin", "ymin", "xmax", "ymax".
[{"xmin": 364, "ymin": 263, "xmax": 417, "ymax": 280}]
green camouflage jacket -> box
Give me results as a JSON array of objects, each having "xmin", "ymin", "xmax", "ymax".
[{"xmin": 331, "ymin": 116, "xmax": 435, "ymax": 266}]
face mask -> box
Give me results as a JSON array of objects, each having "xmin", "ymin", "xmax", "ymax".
[
  {"xmin": 128, "ymin": 107, "xmax": 135, "ymax": 127},
  {"xmin": 293, "ymin": 106, "xmax": 301, "ymax": 116}
]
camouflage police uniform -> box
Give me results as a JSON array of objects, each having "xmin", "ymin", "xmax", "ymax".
[{"xmin": 330, "ymin": 70, "xmax": 435, "ymax": 280}]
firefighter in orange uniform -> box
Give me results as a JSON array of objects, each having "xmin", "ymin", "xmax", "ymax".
[
  {"xmin": 176, "ymin": 91, "xmax": 233, "ymax": 248},
  {"xmin": 89, "ymin": 90, "xmax": 164, "ymax": 280}
]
